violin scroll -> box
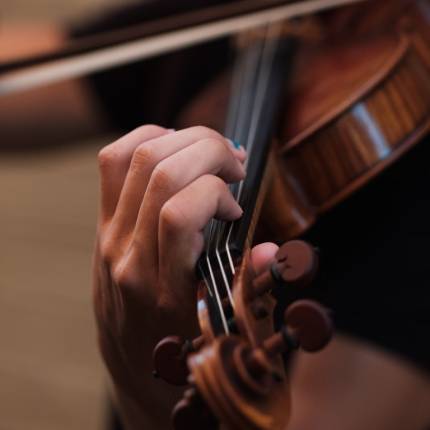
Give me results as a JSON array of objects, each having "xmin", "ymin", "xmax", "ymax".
[
  {"xmin": 154, "ymin": 240, "xmax": 332, "ymax": 429},
  {"xmin": 171, "ymin": 298, "xmax": 332, "ymax": 430}
]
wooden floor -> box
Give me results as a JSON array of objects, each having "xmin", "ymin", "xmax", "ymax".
[{"xmin": 0, "ymin": 141, "xmax": 109, "ymax": 430}]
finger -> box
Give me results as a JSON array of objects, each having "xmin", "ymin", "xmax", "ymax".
[
  {"xmin": 133, "ymin": 136, "xmax": 245, "ymax": 261},
  {"xmin": 112, "ymin": 126, "xmax": 244, "ymax": 236},
  {"xmin": 251, "ymin": 242, "xmax": 279, "ymax": 275},
  {"xmin": 153, "ymin": 175, "xmax": 242, "ymax": 303},
  {"xmin": 97, "ymin": 124, "xmax": 169, "ymax": 221},
  {"xmin": 226, "ymin": 138, "xmax": 247, "ymax": 163}
]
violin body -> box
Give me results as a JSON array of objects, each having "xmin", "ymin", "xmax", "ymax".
[
  {"xmin": 266, "ymin": 8, "xmax": 430, "ymax": 239},
  {"xmin": 178, "ymin": 1, "xmax": 430, "ymax": 242}
]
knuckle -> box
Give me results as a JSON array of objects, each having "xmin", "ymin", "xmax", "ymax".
[
  {"xmin": 191, "ymin": 125, "xmax": 223, "ymax": 141},
  {"xmin": 97, "ymin": 145, "xmax": 119, "ymax": 170},
  {"xmin": 132, "ymin": 124, "xmax": 166, "ymax": 139},
  {"xmin": 199, "ymin": 137, "xmax": 228, "ymax": 156},
  {"xmin": 160, "ymin": 200, "xmax": 188, "ymax": 231},
  {"xmin": 131, "ymin": 143, "xmax": 155, "ymax": 167},
  {"xmin": 205, "ymin": 174, "xmax": 228, "ymax": 193},
  {"xmin": 149, "ymin": 164, "xmax": 173, "ymax": 193},
  {"xmin": 99, "ymin": 237, "xmax": 116, "ymax": 265},
  {"xmin": 111, "ymin": 263, "xmax": 135, "ymax": 290}
]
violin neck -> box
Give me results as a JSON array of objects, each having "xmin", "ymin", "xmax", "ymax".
[
  {"xmin": 197, "ymin": 28, "xmax": 295, "ymax": 334},
  {"xmin": 225, "ymin": 33, "xmax": 295, "ymax": 256}
]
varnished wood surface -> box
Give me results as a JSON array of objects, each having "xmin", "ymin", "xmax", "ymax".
[
  {"xmin": 269, "ymin": 23, "xmax": 430, "ymax": 239},
  {"xmin": 188, "ymin": 335, "xmax": 290, "ymax": 430},
  {"xmin": 0, "ymin": 142, "xmax": 107, "ymax": 430},
  {"xmin": 179, "ymin": 3, "xmax": 430, "ymax": 244}
]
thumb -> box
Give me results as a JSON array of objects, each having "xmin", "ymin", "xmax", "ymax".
[{"xmin": 250, "ymin": 242, "xmax": 279, "ymax": 276}]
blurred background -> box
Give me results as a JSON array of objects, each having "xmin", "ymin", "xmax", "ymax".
[
  {"xmin": 2, "ymin": 0, "xmax": 127, "ymax": 20},
  {"xmin": 1, "ymin": 1, "xmax": 126, "ymax": 429},
  {"xmin": 0, "ymin": 141, "xmax": 106, "ymax": 430}
]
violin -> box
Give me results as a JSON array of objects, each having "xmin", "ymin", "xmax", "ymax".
[
  {"xmin": 177, "ymin": 0, "xmax": 430, "ymax": 241},
  {"xmin": 266, "ymin": 3, "xmax": 430, "ymax": 239},
  {"xmin": 150, "ymin": 1, "xmax": 430, "ymax": 429},
  {"xmin": 153, "ymin": 21, "xmax": 334, "ymax": 429},
  {"xmin": 2, "ymin": 1, "xmax": 429, "ymax": 429}
]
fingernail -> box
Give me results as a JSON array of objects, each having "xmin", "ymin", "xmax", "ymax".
[
  {"xmin": 232, "ymin": 203, "xmax": 243, "ymax": 219},
  {"xmin": 227, "ymin": 138, "xmax": 243, "ymax": 151}
]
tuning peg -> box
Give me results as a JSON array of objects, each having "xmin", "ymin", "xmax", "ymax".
[
  {"xmin": 243, "ymin": 300, "xmax": 332, "ymax": 389},
  {"xmin": 284, "ymin": 299, "xmax": 333, "ymax": 352},
  {"xmin": 153, "ymin": 335, "xmax": 204, "ymax": 386},
  {"xmin": 273, "ymin": 241, "xmax": 319, "ymax": 287},
  {"xmin": 255, "ymin": 300, "xmax": 333, "ymax": 360},
  {"xmin": 252, "ymin": 240, "xmax": 318, "ymax": 297},
  {"xmin": 172, "ymin": 385, "xmax": 218, "ymax": 430}
]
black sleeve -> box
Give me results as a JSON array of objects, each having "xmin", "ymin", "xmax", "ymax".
[{"xmin": 299, "ymin": 136, "xmax": 430, "ymax": 372}]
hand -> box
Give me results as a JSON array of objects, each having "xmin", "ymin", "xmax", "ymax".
[{"xmin": 93, "ymin": 124, "xmax": 278, "ymax": 428}]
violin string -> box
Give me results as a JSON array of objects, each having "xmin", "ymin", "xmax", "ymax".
[
  {"xmin": 200, "ymin": 23, "xmax": 281, "ymax": 333},
  {"xmin": 201, "ymin": 48, "xmax": 251, "ymax": 308},
  {"xmin": 215, "ymin": 245, "xmax": 235, "ymax": 310},
  {"xmin": 224, "ymin": 87, "xmax": 264, "ymax": 275},
  {"xmin": 200, "ymin": 218, "xmax": 226, "ymax": 332},
  {"xmin": 224, "ymin": 23, "xmax": 282, "ymax": 276},
  {"xmin": 201, "ymin": 186, "xmax": 231, "ymax": 331},
  {"xmin": 197, "ymin": 227, "xmax": 228, "ymax": 333},
  {"xmin": 229, "ymin": 39, "xmax": 263, "ymax": 153},
  {"xmin": 237, "ymin": 23, "xmax": 282, "ymax": 198},
  {"xmin": 212, "ymin": 33, "xmax": 266, "ymax": 308},
  {"xmin": 225, "ymin": 45, "xmax": 248, "ymax": 138},
  {"xmin": 203, "ymin": 24, "xmax": 277, "ymax": 326},
  {"xmin": 205, "ymin": 253, "xmax": 230, "ymax": 334},
  {"xmin": 199, "ymin": 87, "xmax": 246, "ymax": 330},
  {"xmin": 207, "ymin": 29, "xmax": 268, "ymax": 317},
  {"xmin": 199, "ymin": 31, "xmax": 263, "ymax": 321},
  {"xmin": 225, "ymin": 49, "xmax": 253, "ymax": 275},
  {"xmin": 205, "ymin": 33, "xmax": 257, "ymax": 268}
]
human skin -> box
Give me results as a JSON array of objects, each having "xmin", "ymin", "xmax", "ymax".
[{"xmin": 92, "ymin": 124, "xmax": 279, "ymax": 429}]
